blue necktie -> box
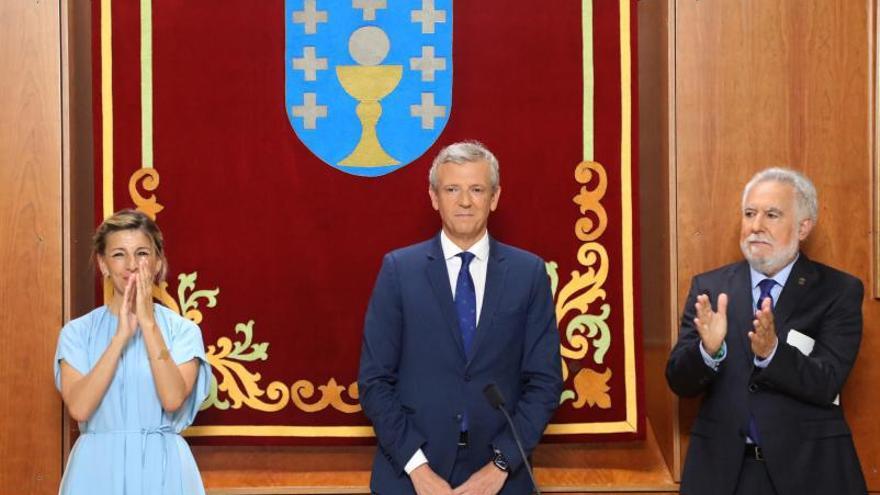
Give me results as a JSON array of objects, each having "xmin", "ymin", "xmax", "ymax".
[
  {"xmin": 455, "ymin": 252, "xmax": 476, "ymax": 433},
  {"xmin": 455, "ymin": 252, "xmax": 477, "ymax": 357},
  {"xmin": 749, "ymin": 278, "xmax": 776, "ymax": 445},
  {"xmin": 756, "ymin": 278, "xmax": 775, "ymax": 313}
]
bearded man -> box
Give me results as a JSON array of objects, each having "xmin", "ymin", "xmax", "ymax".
[{"xmin": 666, "ymin": 168, "xmax": 867, "ymax": 495}]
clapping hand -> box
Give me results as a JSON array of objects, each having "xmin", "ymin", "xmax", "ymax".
[
  {"xmin": 115, "ymin": 275, "xmax": 138, "ymax": 344},
  {"xmin": 134, "ymin": 258, "xmax": 157, "ymax": 333},
  {"xmin": 749, "ymin": 297, "xmax": 778, "ymax": 359},
  {"xmin": 693, "ymin": 293, "xmax": 728, "ymax": 356}
]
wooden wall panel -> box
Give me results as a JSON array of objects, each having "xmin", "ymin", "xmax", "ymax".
[
  {"xmin": 674, "ymin": 0, "xmax": 880, "ymax": 489},
  {"xmin": 65, "ymin": 0, "xmax": 96, "ymax": 325},
  {"xmin": 637, "ymin": 0, "xmax": 679, "ymax": 480},
  {"xmin": 0, "ymin": 1, "xmax": 64, "ymax": 493},
  {"xmin": 62, "ymin": 0, "xmax": 96, "ymax": 465}
]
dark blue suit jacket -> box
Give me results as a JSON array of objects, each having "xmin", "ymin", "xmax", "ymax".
[
  {"xmin": 666, "ymin": 255, "xmax": 866, "ymax": 495},
  {"xmin": 358, "ymin": 235, "xmax": 562, "ymax": 494}
]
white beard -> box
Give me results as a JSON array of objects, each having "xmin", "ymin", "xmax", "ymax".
[{"xmin": 740, "ymin": 233, "xmax": 799, "ymax": 276}]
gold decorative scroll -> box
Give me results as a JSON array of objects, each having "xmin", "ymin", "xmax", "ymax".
[
  {"xmin": 127, "ymin": 169, "xmax": 362, "ymax": 415},
  {"xmin": 129, "ymin": 168, "xmax": 163, "ymax": 220},
  {"xmin": 547, "ymin": 161, "xmax": 612, "ymax": 410}
]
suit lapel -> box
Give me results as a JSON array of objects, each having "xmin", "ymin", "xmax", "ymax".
[
  {"xmin": 773, "ymin": 254, "xmax": 815, "ymax": 341},
  {"xmin": 425, "ymin": 236, "xmax": 467, "ymax": 362},
  {"xmin": 728, "ymin": 261, "xmax": 756, "ymax": 364},
  {"xmin": 466, "ymin": 237, "xmax": 507, "ymax": 367}
]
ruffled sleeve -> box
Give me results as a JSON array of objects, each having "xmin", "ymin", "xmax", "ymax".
[{"xmin": 54, "ymin": 319, "xmax": 89, "ymax": 391}]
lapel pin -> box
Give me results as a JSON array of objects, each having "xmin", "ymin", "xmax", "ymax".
[{"xmin": 798, "ymin": 277, "xmax": 806, "ymax": 286}]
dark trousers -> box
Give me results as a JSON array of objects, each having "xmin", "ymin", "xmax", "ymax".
[
  {"xmin": 733, "ymin": 457, "xmax": 778, "ymax": 495},
  {"xmin": 449, "ymin": 444, "xmax": 476, "ymax": 488}
]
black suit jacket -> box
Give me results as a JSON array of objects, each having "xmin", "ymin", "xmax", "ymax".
[
  {"xmin": 358, "ymin": 235, "xmax": 562, "ymax": 494},
  {"xmin": 666, "ymin": 255, "xmax": 866, "ymax": 495}
]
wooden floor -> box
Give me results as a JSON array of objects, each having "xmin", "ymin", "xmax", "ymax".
[{"xmin": 195, "ymin": 421, "xmax": 677, "ymax": 494}]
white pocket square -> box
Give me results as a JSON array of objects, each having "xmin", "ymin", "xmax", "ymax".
[
  {"xmin": 786, "ymin": 328, "xmax": 815, "ymax": 356},
  {"xmin": 786, "ymin": 329, "xmax": 839, "ymax": 406}
]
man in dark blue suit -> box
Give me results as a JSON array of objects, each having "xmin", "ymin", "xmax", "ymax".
[
  {"xmin": 358, "ymin": 141, "xmax": 562, "ymax": 495},
  {"xmin": 666, "ymin": 168, "xmax": 866, "ymax": 494}
]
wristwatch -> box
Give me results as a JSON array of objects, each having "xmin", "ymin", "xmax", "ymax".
[{"xmin": 491, "ymin": 447, "xmax": 510, "ymax": 472}]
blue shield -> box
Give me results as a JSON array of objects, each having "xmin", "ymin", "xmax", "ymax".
[{"xmin": 285, "ymin": 0, "xmax": 453, "ymax": 177}]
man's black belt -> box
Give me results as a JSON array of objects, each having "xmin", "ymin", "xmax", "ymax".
[
  {"xmin": 458, "ymin": 430, "xmax": 469, "ymax": 447},
  {"xmin": 744, "ymin": 444, "xmax": 764, "ymax": 461}
]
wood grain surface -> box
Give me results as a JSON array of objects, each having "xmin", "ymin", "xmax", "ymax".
[
  {"xmin": 637, "ymin": 0, "xmax": 679, "ymax": 482},
  {"xmin": 0, "ymin": 1, "xmax": 64, "ymax": 493}
]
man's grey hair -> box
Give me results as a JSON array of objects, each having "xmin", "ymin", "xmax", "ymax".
[
  {"xmin": 742, "ymin": 167, "xmax": 818, "ymax": 223},
  {"xmin": 429, "ymin": 141, "xmax": 500, "ymax": 191}
]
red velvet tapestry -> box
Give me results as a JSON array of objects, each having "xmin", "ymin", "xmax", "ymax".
[{"xmin": 92, "ymin": 0, "xmax": 642, "ymax": 445}]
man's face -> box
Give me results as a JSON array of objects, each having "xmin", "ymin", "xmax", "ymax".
[
  {"xmin": 429, "ymin": 160, "xmax": 500, "ymax": 249},
  {"xmin": 739, "ymin": 180, "xmax": 813, "ymax": 276}
]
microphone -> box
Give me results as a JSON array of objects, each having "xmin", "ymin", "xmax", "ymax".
[{"xmin": 483, "ymin": 383, "xmax": 542, "ymax": 495}]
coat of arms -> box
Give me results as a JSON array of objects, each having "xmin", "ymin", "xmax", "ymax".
[{"xmin": 285, "ymin": 0, "xmax": 453, "ymax": 177}]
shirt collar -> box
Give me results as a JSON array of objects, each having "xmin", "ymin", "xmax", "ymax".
[
  {"xmin": 749, "ymin": 253, "xmax": 799, "ymax": 289},
  {"xmin": 439, "ymin": 230, "xmax": 490, "ymax": 261}
]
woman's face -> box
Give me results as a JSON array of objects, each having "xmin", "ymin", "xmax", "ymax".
[{"xmin": 97, "ymin": 229, "xmax": 163, "ymax": 298}]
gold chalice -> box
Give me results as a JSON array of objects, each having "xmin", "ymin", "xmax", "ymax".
[
  {"xmin": 336, "ymin": 25, "xmax": 402, "ymax": 167},
  {"xmin": 337, "ymin": 65, "xmax": 402, "ymax": 166}
]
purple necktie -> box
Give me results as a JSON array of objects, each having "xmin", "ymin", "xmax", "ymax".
[{"xmin": 749, "ymin": 278, "xmax": 776, "ymax": 445}]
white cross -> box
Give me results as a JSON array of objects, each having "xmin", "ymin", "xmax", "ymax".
[
  {"xmin": 353, "ymin": 0, "xmax": 386, "ymax": 21},
  {"xmin": 410, "ymin": 46, "xmax": 446, "ymax": 82},
  {"xmin": 292, "ymin": 47, "xmax": 328, "ymax": 81},
  {"xmin": 410, "ymin": 93, "xmax": 446, "ymax": 130},
  {"xmin": 292, "ymin": 0, "xmax": 328, "ymax": 35},
  {"xmin": 411, "ymin": 0, "xmax": 446, "ymax": 34},
  {"xmin": 291, "ymin": 93, "xmax": 327, "ymax": 130}
]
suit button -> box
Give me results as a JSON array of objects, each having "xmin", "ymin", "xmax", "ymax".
[
  {"xmin": 464, "ymin": 374, "xmax": 471, "ymax": 382},
  {"xmin": 748, "ymin": 383, "xmax": 758, "ymax": 393},
  {"xmin": 454, "ymin": 413, "xmax": 463, "ymax": 422}
]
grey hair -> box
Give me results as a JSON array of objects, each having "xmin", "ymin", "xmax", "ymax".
[
  {"xmin": 429, "ymin": 141, "xmax": 500, "ymax": 191},
  {"xmin": 742, "ymin": 167, "xmax": 818, "ymax": 223}
]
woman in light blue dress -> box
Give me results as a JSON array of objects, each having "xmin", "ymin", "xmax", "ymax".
[{"xmin": 54, "ymin": 209, "xmax": 211, "ymax": 494}]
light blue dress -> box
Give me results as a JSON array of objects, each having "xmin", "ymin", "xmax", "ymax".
[{"xmin": 54, "ymin": 304, "xmax": 211, "ymax": 494}]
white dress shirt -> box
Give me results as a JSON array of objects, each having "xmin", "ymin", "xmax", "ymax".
[{"xmin": 404, "ymin": 230, "xmax": 491, "ymax": 475}]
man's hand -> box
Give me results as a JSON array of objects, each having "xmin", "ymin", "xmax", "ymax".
[
  {"xmin": 749, "ymin": 297, "xmax": 778, "ymax": 359},
  {"xmin": 452, "ymin": 462, "xmax": 507, "ymax": 495},
  {"xmin": 411, "ymin": 464, "xmax": 454, "ymax": 495},
  {"xmin": 694, "ymin": 293, "xmax": 728, "ymax": 356}
]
